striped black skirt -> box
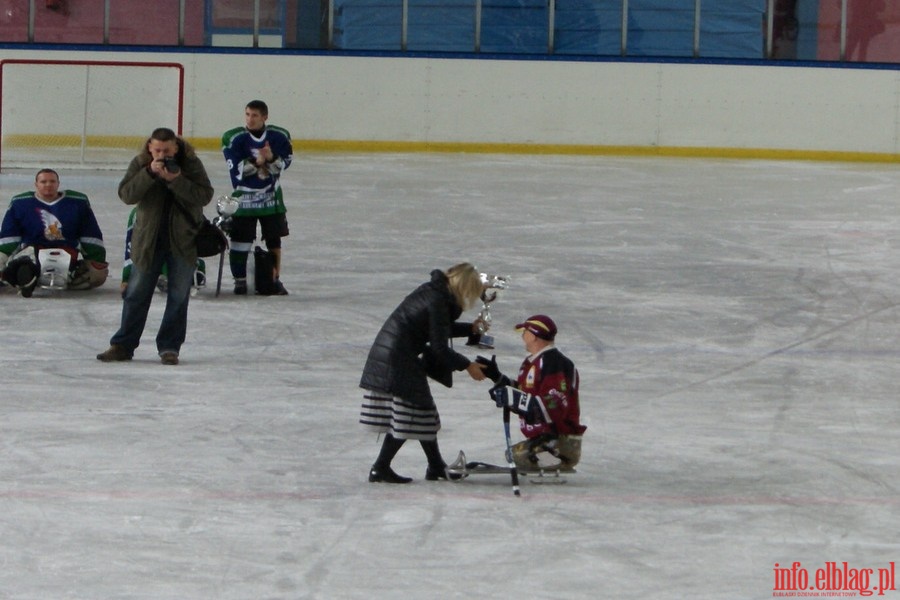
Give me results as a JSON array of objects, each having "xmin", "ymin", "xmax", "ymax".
[{"xmin": 360, "ymin": 392, "xmax": 441, "ymax": 441}]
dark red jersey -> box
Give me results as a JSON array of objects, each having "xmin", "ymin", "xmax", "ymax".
[{"xmin": 515, "ymin": 347, "xmax": 586, "ymax": 439}]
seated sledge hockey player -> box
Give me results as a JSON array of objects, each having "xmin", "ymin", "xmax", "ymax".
[
  {"xmin": 120, "ymin": 207, "xmax": 206, "ymax": 298},
  {"xmin": 478, "ymin": 314, "xmax": 586, "ymax": 472},
  {"xmin": 0, "ymin": 168, "xmax": 107, "ymax": 297}
]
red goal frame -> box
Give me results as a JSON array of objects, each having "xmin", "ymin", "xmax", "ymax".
[{"xmin": 0, "ymin": 59, "xmax": 184, "ymax": 172}]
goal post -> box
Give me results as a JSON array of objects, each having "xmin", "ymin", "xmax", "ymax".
[{"xmin": 0, "ymin": 59, "xmax": 184, "ymax": 172}]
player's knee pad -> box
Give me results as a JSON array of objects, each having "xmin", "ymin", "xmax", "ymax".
[
  {"xmin": 229, "ymin": 241, "xmax": 253, "ymax": 254},
  {"xmin": 556, "ymin": 435, "xmax": 582, "ymax": 470},
  {"xmin": 512, "ymin": 435, "xmax": 563, "ymax": 471}
]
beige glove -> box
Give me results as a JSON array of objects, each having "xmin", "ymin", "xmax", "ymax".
[{"xmin": 68, "ymin": 260, "xmax": 109, "ymax": 290}]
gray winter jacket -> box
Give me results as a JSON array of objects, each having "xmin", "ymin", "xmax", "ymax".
[{"xmin": 118, "ymin": 139, "xmax": 213, "ymax": 271}]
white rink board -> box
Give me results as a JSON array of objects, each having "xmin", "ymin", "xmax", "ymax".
[
  {"xmin": 1, "ymin": 48, "xmax": 899, "ymax": 155},
  {"xmin": 1, "ymin": 61, "xmax": 181, "ymax": 136}
]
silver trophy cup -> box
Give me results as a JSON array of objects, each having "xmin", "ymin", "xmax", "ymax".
[
  {"xmin": 213, "ymin": 195, "xmax": 240, "ymax": 232},
  {"xmin": 212, "ymin": 196, "xmax": 240, "ymax": 297},
  {"xmin": 473, "ymin": 273, "xmax": 510, "ymax": 349}
]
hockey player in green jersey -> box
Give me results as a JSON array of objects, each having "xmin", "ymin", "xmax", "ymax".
[
  {"xmin": 221, "ymin": 99, "xmax": 293, "ymax": 295},
  {"xmin": 120, "ymin": 207, "xmax": 206, "ymax": 298}
]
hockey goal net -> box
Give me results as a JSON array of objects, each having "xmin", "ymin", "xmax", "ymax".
[{"xmin": 0, "ymin": 59, "xmax": 184, "ymax": 171}]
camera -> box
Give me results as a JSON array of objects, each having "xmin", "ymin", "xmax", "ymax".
[{"xmin": 162, "ymin": 157, "xmax": 180, "ymax": 174}]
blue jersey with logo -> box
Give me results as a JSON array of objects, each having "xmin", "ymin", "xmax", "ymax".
[
  {"xmin": 0, "ymin": 190, "xmax": 105, "ymax": 262},
  {"xmin": 221, "ymin": 125, "xmax": 293, "ymax": 217}
]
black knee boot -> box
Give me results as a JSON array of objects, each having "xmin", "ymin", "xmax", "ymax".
[
  {"xmin": 369, "ymin": 434, "xmax": 412, "ymax": 484},
  {"xmin": 421, "ymin": 439, "xmax": 461, "ymax": 481}
]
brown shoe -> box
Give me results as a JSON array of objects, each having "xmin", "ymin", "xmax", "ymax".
[
  {"xmin": 159, "ymin": 351, "xmax": 179, "ymax": 365},
  {"xmin": 96, "ymin": 345, "xmax": 133, "ymax": 362}
]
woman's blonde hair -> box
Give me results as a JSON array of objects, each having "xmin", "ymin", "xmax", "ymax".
[{"xmin": 445, "ymin": 262, "xmax": 483, "ymax": 311}]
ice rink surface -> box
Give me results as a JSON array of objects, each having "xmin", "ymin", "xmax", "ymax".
[{"xmin": 1, "ymin": 152, "xmax": 899, "ymax": 599}]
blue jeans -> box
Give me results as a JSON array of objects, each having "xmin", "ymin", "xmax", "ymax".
[{"xmin": 111, "ymin": 244, "xmax": 194, "ymax": 354}]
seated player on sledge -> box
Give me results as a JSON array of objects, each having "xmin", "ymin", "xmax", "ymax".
[
  {"xmin": 120, "ymin": 207, "xmax": 206, "ymax": 298},
  {"xmin": 478, "ymin": 314, "xmax": 586, "ymax": 472},
  {"xmin": 0, "ymin": 168, "xmax": 108, "ymax": 297}
]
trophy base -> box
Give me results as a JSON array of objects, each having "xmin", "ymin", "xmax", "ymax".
[{"xmin": 476, "ymin": 334, "xmax": 495, "ymax": 349}]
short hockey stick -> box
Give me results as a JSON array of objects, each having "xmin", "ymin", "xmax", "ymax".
[
  {"xmin": 503, "ymin": 407, "xmax": 521, "ymax": 496},
  {"xmin": 215, "ymin": 248, "xmax": 225, "ymax": 297}
]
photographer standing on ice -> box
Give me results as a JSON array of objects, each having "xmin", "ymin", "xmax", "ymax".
[{"xmin": 97, "ymin": 127, "xmax": 213, "ymax": 366}]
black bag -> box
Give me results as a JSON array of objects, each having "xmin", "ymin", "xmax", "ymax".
[
  {"xmin": 195, "ymin": 219, "xmax": 228, "ymax": 257},
  {"xmin": 172, "ymin": 199, "xmax": 228, "ymax": 258},
  {"xmin": 253, "ymin": 246, "xmax": 277, "ymax": 295}
]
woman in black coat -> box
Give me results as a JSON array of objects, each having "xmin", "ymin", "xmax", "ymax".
[{"xmin": 360, "ymin": 263, "xmax": 488, "ymax": 483}]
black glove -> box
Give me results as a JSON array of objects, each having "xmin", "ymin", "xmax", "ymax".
[
  {"xmin": 2, "ymin": 255, "xmax": 39, "ymax": 289},
  {"xmin": 476, "ymin": 355, "xmax": 502, "ymax": 383}
]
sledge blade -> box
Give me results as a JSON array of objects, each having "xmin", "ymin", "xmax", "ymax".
[
  {"xmin": 522, "ymin": 469, "xmax": 570, "ymax": 484},
  {"xmin": 464, "ymin": 461, "xmax": 513, "ymax": 475},
  {"xmin": 446, "ymin": 450, "xmax": 512, "ymax": 478},
  {"xmin": 446, "ymin": 450, "xmax": 573, "ymax": 485}
]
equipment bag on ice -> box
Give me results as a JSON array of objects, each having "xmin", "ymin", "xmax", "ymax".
[
  {"xmin": 194, "ymin": 219, "xmax": 228, "ymax": 257},
  {"xmin": 253, "ymin": 246, "xmax": 277, "ymax": 295},
  {"xmin": 172, "ymin": 200, "xmax": 228, "ymax": 258}
]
